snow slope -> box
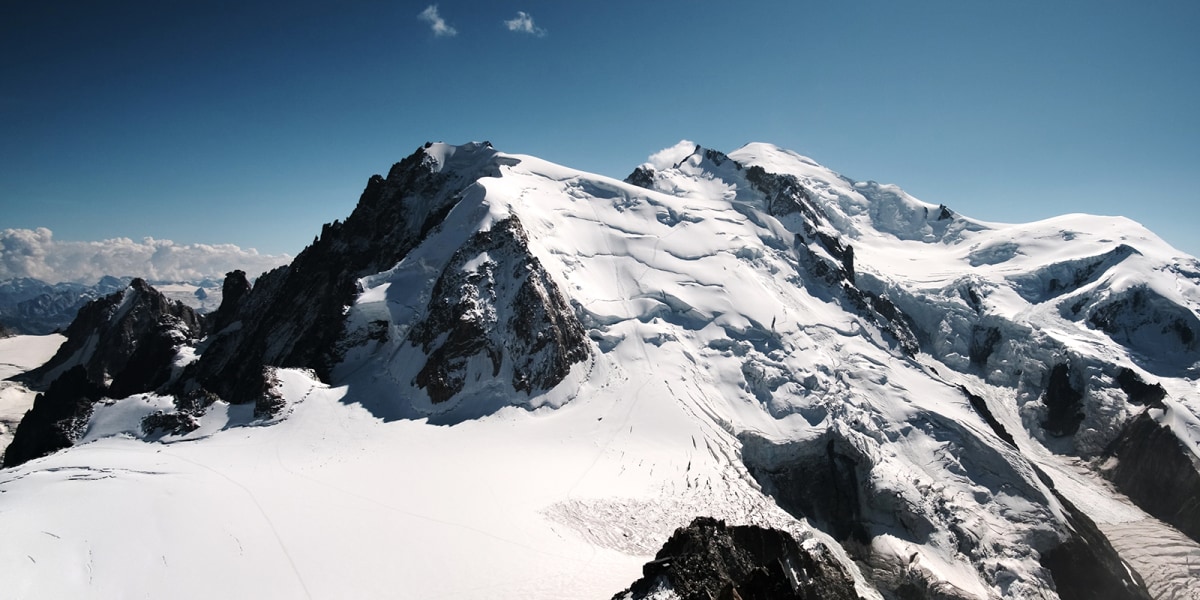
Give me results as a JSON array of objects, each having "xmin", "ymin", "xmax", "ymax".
[
  {"xmin": 3, "ymin": 141, "xmax": 1199, "ymax": 598},
  {"xmin": 0, "ymin": 335, "xmax": 64, "ymax": 458}
]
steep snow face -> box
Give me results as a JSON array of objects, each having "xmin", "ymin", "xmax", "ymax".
[
  {"xmin": 639, "ymin": 141, "xmax": 1200, "ymax": 456},
  {"xmin": 332, "ymin": 144, "xmax": 1154, "ymax": 595},
  {"xmin": 3, "ymin": 141, "xmax": 1198, "ymax": 598}
]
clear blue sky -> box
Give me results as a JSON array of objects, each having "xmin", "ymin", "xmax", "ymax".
[{"xmin": 3, "ymin": 0, "xmax": 1198, "ymax": 258}]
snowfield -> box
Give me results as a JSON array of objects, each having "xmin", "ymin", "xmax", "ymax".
[
  {"xmin": 2, "ymin": 141, "xmax": 1199, "ymax": 598},
  {"xmin": 0, "ymin": 334, "xmax": 64, "ymax": 457}
]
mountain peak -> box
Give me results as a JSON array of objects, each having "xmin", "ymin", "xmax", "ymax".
[{"xmin": 3, "ymin": 140, "xmax": 1199, "ymax": 598}]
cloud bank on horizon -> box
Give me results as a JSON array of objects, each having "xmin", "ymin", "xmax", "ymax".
[{"xmin": 0, "ymin": 228, "xmax": 291, "ymax": 284}]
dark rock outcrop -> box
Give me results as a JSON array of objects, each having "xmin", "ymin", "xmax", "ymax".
[
  {"xmin": 204, "ymin": 269, "xmax": 252, "ymax": 336},
  {"xmin": 1087, "ymin": 284, "xmax": 1200, "ymax": 368},
  {"xmin": 1115, "ymin": 368, "xmax": 1166, "ymax": 408},
  {"xmin": 1040, "ymin": 363, "xmax": 1084, "ymax": 438},
  {"xmin": 960, "ymin": 386, "xmax": 1017, "ymax": 448},
  {"xmin": 624, "ymin": 165, "xmax": 656, "ymax": 190},
  {"xmin": 410, "ymin": 217, "xmax": 590, "ymax": 403},
  {"xmin": 3, "ymin": 366, "xmax": 105, "ymax": 467},
  {"xmin": 613, "ymin": 517, "xmax": 860, "ymax": 600},
  {"xmin": 4, "ymin": 280, "xmax": 202, "ymax": 466},
  {"xmin": 1102, "ymin": 411, "xmax": 1200, "ymax": 543},
  {"xmin": 744, "ymin": 165, "xmax": 827, "ymax": 226},
  {"xmin": 1033, "ymin": 468, "xmax": 1153, "ymax": 600},
  {"xmin": 183, "ymin": 142, "xmax": 508, "ymax": 414},
  {"xmin": 741, "ymin": 431, "xmax": 871, "ymax": 544},
  {"xmin": 15, "ymin": 278, "xmax": 201, "ymax": 395},
  {"xmin": 968, "ymin": 326, "xmax": 1002, "ymax": 368}
]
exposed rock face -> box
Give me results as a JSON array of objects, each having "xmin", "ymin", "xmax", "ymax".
[
  {"xmin": 184, "ymin": 142, "xmax": 507, "ymax": 413},
  {"xmin": 204, "ymin": 269, "xmax": 251, "ymax": 336},
  {"xmin": 16, "ymin": 278, "xmax": 201, "ymax": 395},
  {"xmin": 1040, "ymin": 363, "xmax": 1085, "ymax": 438},
  {"xmin": 1102, "ymin": 412, "xmax": 1200, "ymax": 543},
  {"xmin": 1086, "ymin": 285, "xmax": 1200, "ymax": 366},
  {"xmin": 1033, "ymin": 468, "xmax": 1153, "ymax": 600},
  {"xmin": 968, "ymin": 326, "xmax": 1002, "ymax": 367},
  {"xmin": 613, "ymin": 517, "xmax": 860, "ymax": 600},
  {"xmin": 3, "ymin": 366, "xmax": 105, "ymax": 467},
  {"xmin": 741, "ymin": 431, "xmax": 871, "ymax": 545},
  {"xmin": 409, "ymin": 217, "xmax": 589, "ymax": 403},
  {"xmin": 4, "ymin": 280, "xmax": 201, "ymax": 466},
  {"xmin": 1114, "ymin": 369, "xmax": 1166, "ymax": 408},
  {"xmin": 961, "ymin": 386, "xmax": 1017, "ymax": 448},
  {"xmin": 743, "ymin": 164, "xmax": 827, "ymax": 227},
  {"xmin": 624, "ymin": 165, "xmax": 656, "ymax": 190}
]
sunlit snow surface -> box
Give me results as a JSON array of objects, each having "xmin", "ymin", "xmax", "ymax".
[
  {"xmin": 3, "ymin": 142, "xmax": 1200, "ymax": 598},
  {"xmin": 0, "ymin": 335, "xmax": 65, "ymax": 455}
]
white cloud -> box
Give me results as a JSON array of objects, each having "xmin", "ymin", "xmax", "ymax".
[
  {"xmin": 0, "ymin": 227, "xmax": 292, "ymax": 284},
  {"xmin": 503, "ymin": 11, "xmax": 546, "ymax": 37},
  {"xmin": 646, "ymin": 140, "xmax": 699, "ymax": 171},
  {"xmin": 419, "ymin": 5, "xmax": 457, "ymax": 37}
]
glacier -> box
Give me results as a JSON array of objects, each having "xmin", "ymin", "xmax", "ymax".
[{"xmin": 2, "ymin": 140, "xmax": 1198, "ymax": 599}]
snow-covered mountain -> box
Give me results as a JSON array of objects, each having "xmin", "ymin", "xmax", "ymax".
[
  {"xmin": 0, "ymin": 276, "xmax": 224, "ymax": 335},
  {"xmin": 2, "ymin": 141, "xmax": 1199, "ymax": 599}
]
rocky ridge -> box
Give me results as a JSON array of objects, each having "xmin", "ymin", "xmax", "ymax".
[{"xmin": 2, "ymin": 140, "xmax": 1198, "ymax": 598}]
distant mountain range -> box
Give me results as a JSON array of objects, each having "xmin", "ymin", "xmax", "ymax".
[{"xmin": 0, "ymin": 276, "xmax": 223, "ymax": 334}]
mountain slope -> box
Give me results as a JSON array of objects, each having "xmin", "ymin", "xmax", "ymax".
[
  {"xmin": 0, "ymin": 276, "xmax": 222, "ymax": 335},
  {"xmin": 2, "ymin": 141, "xmax": 1198, "ymax": 599}
]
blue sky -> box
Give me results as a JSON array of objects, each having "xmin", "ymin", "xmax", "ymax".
[{"xmin": 2, "ymin": 0, "xmax": 1198, "ymax": 270}]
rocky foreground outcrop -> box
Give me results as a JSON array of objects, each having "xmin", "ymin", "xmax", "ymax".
[{"xmin": 613, "ymin": 517, "xmax": 861, "ymax": 600}]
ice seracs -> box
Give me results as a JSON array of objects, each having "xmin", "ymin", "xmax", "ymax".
[{"xmin": 3, "ymin": 140, "xmax": 1199, "ymax": 599}]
